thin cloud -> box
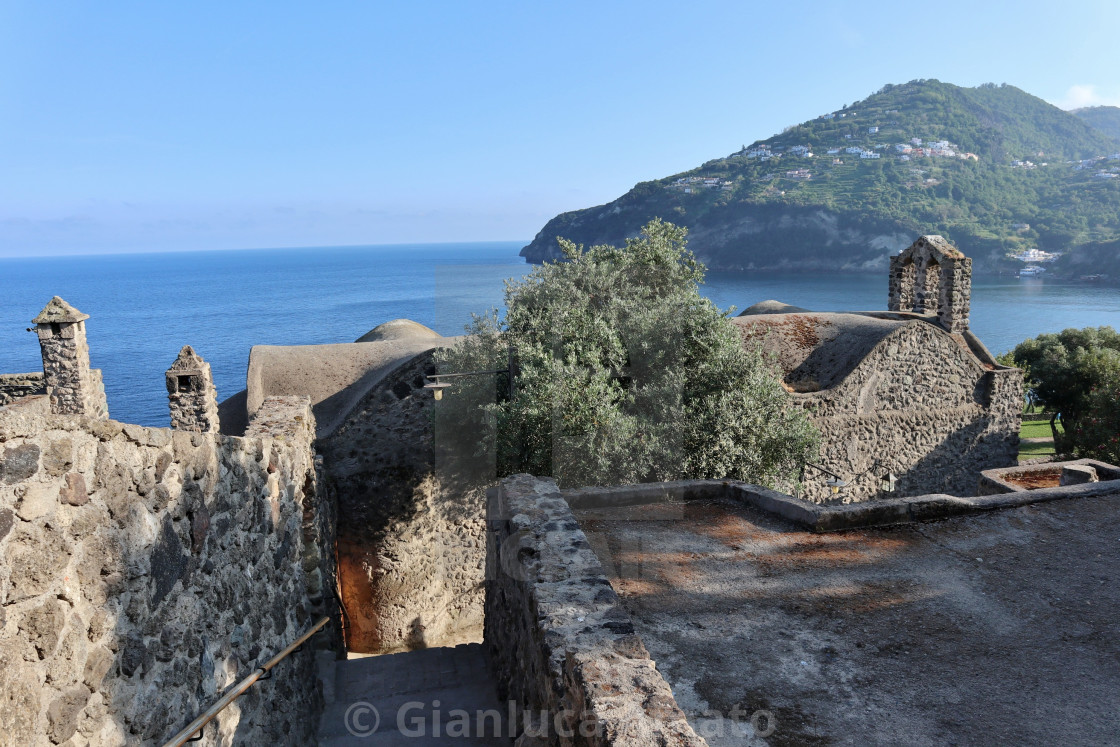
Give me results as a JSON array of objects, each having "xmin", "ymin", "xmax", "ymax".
[{"xmin": 1055, "ymin": 84, "xmax": 1120, "ymax": 110}]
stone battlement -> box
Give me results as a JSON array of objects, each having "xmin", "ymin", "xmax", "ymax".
[
  {"xmin": 0, "ymin": 298, "xmax": 337, "ymax": 745},
  {"xmin": 0, "ymin": 395, "xmax": 333, "ymax": 744}
]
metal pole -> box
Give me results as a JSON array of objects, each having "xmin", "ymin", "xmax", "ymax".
[{"xmin": 162, "ymin": 616, "xmax": 331, "ymax": 747}]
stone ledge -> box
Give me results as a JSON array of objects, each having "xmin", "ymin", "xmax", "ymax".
[
  {"xmin": 730, "ymin": 479, "xmax": 1120, "ymax": 531},
  {"xmin": 558, "ymin": 469, "xmax": 1120, "ymax": 533},
  {"xmin": 977, "ymin": 458, "xmax": 1120, "ymax": 494},
  {"xmin": 0, "ymin": 393, "xmax": 50, "ymax": 418},
  {"xmin": 487, "ymin": 474, "xmax": 707, "ymax": 747}
]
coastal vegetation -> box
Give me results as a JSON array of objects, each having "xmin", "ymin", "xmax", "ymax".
[
  {"xmin": 1007, "ymin": 326, "xmax": 1120, "ymax": 463},
  {"xmin": 438, "ymin": 219, "xmax": 818, "ymax": 488},
  {"xmin": 522, "ymin": 80, "xmax": 1120, "ymax": 275},
  {"xmin": 1072, "ymin": 105, "xmax": 1120, "ymax": 142}
]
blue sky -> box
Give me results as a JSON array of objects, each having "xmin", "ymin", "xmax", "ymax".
[{"xmin": 2, "ymin": 0, "xmax": 1119, "ymax": 256}]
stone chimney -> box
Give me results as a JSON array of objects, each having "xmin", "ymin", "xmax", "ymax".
[
  {"xmin": 32, "ymin": 296, "xmax": 109, "ymax": 417},
  {"xmin": 888, "ymin": 235, "xmax": 971, "ymax": 334},
  {"xmin": 166, "ymin": 345, "xmax": 220, "ymax": 433}
]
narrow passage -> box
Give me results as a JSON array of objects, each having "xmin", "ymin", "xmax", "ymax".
[{"xmin": 318, "ymin": 643, "xmax": 513, "ymax": 745}]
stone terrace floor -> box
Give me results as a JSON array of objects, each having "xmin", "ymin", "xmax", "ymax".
[
  {"xmin": 318, "ymin": 643, "xmax": 513, "ymax": 745},
  {"xmin": 575, "ymin": 493, "xmax": 1120, "ymax": 746}
]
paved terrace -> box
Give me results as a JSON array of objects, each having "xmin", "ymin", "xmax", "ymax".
[
  {"xmin": 318, "ymin": 644, "xmax": 512, "ymax": 745},
  {"xmin": 573, "ymin": 493, "xmax": 1120, "ymax": 746}
]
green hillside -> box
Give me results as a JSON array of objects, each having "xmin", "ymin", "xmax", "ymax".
[
  {"xmin": 522, "ymin": 80, "xmax": 1120, "ymax": 274},
  {"xmin": 1073, "ymin": 106, "xmax": 1120, "ymax": 141}
]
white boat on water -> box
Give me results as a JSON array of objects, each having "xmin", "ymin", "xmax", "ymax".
[{"xmin": 1019, "ymin": 266, "xmax": 1045, "ymax": 278}]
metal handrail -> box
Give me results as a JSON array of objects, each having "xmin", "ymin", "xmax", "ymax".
[{"xmin": 162, "ymin": 616, "xmax": 331, "ymax": 747}]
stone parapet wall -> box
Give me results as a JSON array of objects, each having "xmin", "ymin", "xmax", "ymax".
[
  {"xmin": 89, "ymin": 369, "xmax": 108, "ymax": 420},
  {"xmin": 0, "ymin": 373, "xmax": 46, "ymax": 406},
  {"xmin": 0, "ymin": 397, "xmax": 330, "ymax": 745},
  {"xmin": 246, "ymin": 396, "xmax": 342, "ymax": 646},
  {"xmin": 486, "ymin": 474, "xmax": 706, "ymax": 746}
]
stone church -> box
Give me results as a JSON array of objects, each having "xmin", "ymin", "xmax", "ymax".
[{"xmin": 735, "ymin": 235, "xmax": 1022, "ymax": 501}]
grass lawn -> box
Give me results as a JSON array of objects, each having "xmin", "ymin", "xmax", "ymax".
[
  {"xmin": 1019, "ymin": 439, "xmax": 1057, "ymax": 458},
  {"xmin": 1018, "ymin": 414, "xmax": 1064, "ymax": 459},
  {"xmin": 1021, "ymin": 419, "xmax": 1062, "ymax": 440}
]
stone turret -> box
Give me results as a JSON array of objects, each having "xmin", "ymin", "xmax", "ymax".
[
  {"xmin": 166, "ymin": 345, "xmax": 220, "ymax": 433},
  {"xmin": 32, "ymin": 296, "xmax": 108, "ymax": 418},
  {"xmin": 888, "ymin": 235, "xmax": 972, "ymax": 334}
]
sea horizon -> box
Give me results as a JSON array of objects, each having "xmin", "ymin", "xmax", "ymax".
[
  {"xmin": 3, "ymin": 240, "xmax": 1120, "ymax": 428},
  {"xmin": 0, "ymin": 238, "xmax": 534, "ymax": 262}
]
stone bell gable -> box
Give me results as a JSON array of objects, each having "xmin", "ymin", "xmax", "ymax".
[
  {"xmin": 166, "ymin": 345, "xmax": 220, "ymax": 432},
  {"xmin": 888, "ymin": 235, "xmax": 972, "ymax": 334},
  {"xmin": 31, "ymin": 296, "xmax": 109, "ymax": 418}
]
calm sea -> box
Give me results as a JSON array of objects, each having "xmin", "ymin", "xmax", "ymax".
[{"xmin": 2, "ymin": 242, "xmax": 1118, "ymax": 427}]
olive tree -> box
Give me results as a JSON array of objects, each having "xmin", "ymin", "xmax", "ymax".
[
  {"xmin": 1009, "ymin": 326, "xmax": 1120, "ymax": 454},
  {"xmin": 437, "ymin": 219, "xmax": 818, "ymax": 489}
]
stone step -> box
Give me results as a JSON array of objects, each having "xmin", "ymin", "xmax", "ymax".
[{"xmin": 317, "ymin": 643, "xmax": 513, "ymax": 744}]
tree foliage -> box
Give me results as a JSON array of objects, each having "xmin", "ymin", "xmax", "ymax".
[
  {"xmin": 1009, "ymin": 326, "xmax": 1120, "ymax": 455},
  {"xmin": 438, "ymin": 219, "xmax": 818, "ymax": 489}
]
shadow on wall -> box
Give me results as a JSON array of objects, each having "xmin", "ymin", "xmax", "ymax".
[
  {"xmin": 896, "ymin": 417, "xmax": 1018, "ymax": 497},
  {"xmin": 320, "ymin": 351, "xmax": 493, "ymax": 655}
]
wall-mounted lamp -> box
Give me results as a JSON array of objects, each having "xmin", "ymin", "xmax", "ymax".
[
  {"xmin": 422, "ymin": 379, "xmax": 452, "ymax": 401},
  {"xmin": 880, "ymin": 471, "xmax": 898, "ymax": 493},
  {"xmin": 803, "ymin": 462, "xmax": 849, "ymax": 499},
  {"xmin": 423, "ymin": 345, "xmax": 516, "ymax": 401}
]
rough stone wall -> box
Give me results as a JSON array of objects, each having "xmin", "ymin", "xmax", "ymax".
[
  {"xmin": 915, "ymin": 257, "xmax": 941, "ymax": 314},
  {"xmin": 0, "ymin": 373, "xmax": 46, "ymax": 406},
  {"xmin": 794, "ymin": 321, "xmax": 1021, "ymax": 501},
  {"xmin": 0, "ymin": 396, "xmax": 330, "ymax": 746},
  {"xmin": 35, "ymin": 320, "xmax": 108, "ymax": 419},
  {"xmin": 166, "ymin": 346, "xmax": 220, "ymax": 434},
  {"xmin": 938, "ymin": 257, "xmax": 972, "ymax": 334},
  {"xmin": 89, "ymin": 369, "xmax": 108, "ymax": 420},
  {"xmin": 888, "ymin": 235, "xmax": 972, "ymax": 334},
  {"xmin": 486, "ymin": 474, "xmax": 706, "ymax": 746},
  {"xmin": 890, "ymin": 259, "xmax": 916, "ymax": 312},
  {"xmin": 244, "ymin": 396, "xmax": 339, "ymax": 638},
  {"xmin": 318, "ymin": 351, "xmax": 486, "ymax": 654}
]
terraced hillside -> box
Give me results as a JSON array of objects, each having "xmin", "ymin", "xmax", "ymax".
[{"xmin": 523, "ymin": 80, "xmax": 1120, "ymax": 274}]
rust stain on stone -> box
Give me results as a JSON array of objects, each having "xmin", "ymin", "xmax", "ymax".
[
  {"xmin": 1003, "ymin": 469, "xmax": 1061, "ymax": 489},
  {"xmin": 740, "ymin": 314, "xmax": 830, "ymax": 352}
]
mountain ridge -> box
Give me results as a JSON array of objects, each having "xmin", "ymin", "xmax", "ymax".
[
  {"xmin": 522, "ymin": 80, "xmax": 1120, "ymax": 275},
  {"xmin": 1072, "ymin": 105, "xmax": 1120, "ymax": 141}
]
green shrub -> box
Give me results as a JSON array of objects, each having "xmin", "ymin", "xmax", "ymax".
[
  {"xmin": 437, "ymin": 219, "xmax": 818, "ymax": 488},
  {"xmin": 1009, "ymin": 326, "xmax": 1120, "ymax": 456}
]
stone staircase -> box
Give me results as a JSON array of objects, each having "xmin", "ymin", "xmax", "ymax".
[{"xmin": 317, "ymin": 643, "xmax": 514, "ymax": 745}]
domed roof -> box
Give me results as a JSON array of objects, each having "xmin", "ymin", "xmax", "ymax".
[
  {"xmin": 738, "ymin": 300, "xmax": 810, "ymax": 316},
  {"xmin": 734, "ymin": 311, "xmax": 910, "ymax": 392},
  {"xmin": 355, "ymin": 319, "xmax": 442, "ymax": 343}
]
